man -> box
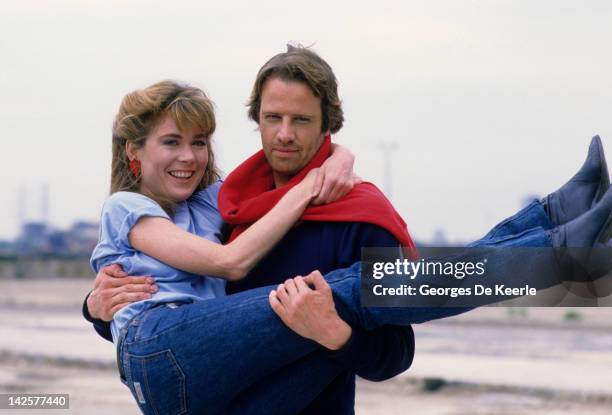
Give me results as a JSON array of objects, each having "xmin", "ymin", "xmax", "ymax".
[{"xmin": 84, "ymin": 45, "xmax": 416, "ymax": 414}]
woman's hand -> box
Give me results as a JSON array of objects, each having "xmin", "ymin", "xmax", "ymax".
[
  {"xmin": 269, "ymin": 270, "xmax": 352, "ymax": 350},
  {"xmin": 288, "ymin": 167, "xmax": 324, "ymax": 204},
  {"xmin": 314, "ymin": 143, "xmax": 362, "ymax": 205}
]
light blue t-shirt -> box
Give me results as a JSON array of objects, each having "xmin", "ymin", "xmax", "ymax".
[{"xmin": 90, "ymin": 181, "xmax": 227, "ymax": 344}]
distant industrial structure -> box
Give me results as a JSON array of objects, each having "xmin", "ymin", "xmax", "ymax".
[
  {"xmin": 0, "ymin": 219, "xmax": 99, "ymax": 278},
  {"xmin": 1, "ymin": 183, "xmax": 99, "ymax": 258},
  {"xmin": 17, "ymin": 221, "xmax": 99, "ymax": 256},
  {"xmin": 1, "ymin": 220, "xmax": 99, "ymax": 257}
]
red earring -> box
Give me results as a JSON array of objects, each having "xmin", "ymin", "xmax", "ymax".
[{"xmin": 129, "ymin": 159, "xmax": 141, "ymax": 177}]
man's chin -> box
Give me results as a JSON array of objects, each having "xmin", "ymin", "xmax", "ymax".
[
  {"xmin": 270, "ymin": 164, "xmax": 303, "ymax": 186},
  {"xmin": 270, "ymin": 161, "xmax": 301, "ymax": 175}
]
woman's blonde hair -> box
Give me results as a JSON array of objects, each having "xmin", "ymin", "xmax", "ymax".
[{"xmin": 111, "ymin": 80, "xmax": 220, "ymax": 212}]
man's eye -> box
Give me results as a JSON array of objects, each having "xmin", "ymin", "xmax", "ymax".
[
  {"xmin": 265, "ymin": 114, "xmax": 280, "ymax": 121},
  {"xmin": 295, "ymin": 117, "xmax": 310, "ymax": 123}
]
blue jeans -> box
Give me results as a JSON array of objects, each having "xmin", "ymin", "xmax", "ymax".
[{"xmin": 118, "ymin": 201, "xmax": 555, "ymax": 415}]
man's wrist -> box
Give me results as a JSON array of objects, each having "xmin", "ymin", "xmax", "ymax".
[
  {"xmin": 85, "ymin": 291, "xmax": 102, "ymax": 321},
  {"xmin": 83, "ymin": 292, "xmax": 100, "ymax": 323},
  {"xmin": 319, "ymin": 318, "xmax": 352, "ymax": 351}
]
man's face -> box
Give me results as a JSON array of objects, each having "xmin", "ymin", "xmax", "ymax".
[{"xmin": 259, "ymin": 77, "xmax": 326, "ymax": 187}]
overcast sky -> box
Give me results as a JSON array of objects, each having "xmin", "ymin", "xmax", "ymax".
[{"xmin": 1, "ymin": 0, "xmax": 611, "ymax": 242}]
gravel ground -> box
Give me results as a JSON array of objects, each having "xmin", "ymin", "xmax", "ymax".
[{"xmin": 1, "ymin": 356, "xmax": 612, "ymax": 415}]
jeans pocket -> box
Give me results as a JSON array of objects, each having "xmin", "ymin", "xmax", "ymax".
[{"xmin": 127, "ymin": 349, "xmax": 187, "ymax": 415}]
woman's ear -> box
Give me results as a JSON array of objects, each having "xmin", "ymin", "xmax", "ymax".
[{"xmin": 126, "ymin": 141, "xmax": 139, "ymax": 161}]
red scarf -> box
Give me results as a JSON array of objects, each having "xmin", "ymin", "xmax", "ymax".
[{"xmin": 218, "ymin": 136, "xmax": 417, "ymax": 256}]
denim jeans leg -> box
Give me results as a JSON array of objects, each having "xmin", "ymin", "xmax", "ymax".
[
  {"xmin": 473, "ymin": 226, "xmax": 553, "ymax": 248},
  {"xmin": 469, "ymin": 200, "xmax": 554, "ymax": 246}
]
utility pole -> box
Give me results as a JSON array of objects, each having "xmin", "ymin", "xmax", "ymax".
[
  {"xmin": 41, "ymin": 182, "xmax": 49, "ymax": 228},
  {"xmin": 378, "ymin": 140, "xmax": 398, "ymax": 200},
  {"xmin": 18, "ymin": 184, "xmax": 26, "ymax": 230}
]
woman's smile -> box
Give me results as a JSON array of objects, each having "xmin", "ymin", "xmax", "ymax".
[{"xmin": 168, "ymin": 170, "xmax": 195, "ymax": 179}]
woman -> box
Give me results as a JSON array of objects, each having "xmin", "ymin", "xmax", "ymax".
[{"xmin": 94, "ymin": 80, "xmax": 612, "ymax": 415}]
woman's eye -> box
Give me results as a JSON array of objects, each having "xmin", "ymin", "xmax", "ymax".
[
  {"xmin": 193, "ymin": 140, "xmax": 207, "ymax": 147},
  {"xmin": 163, "ymin": 139, "xmax": 178, "ymax": 146}
]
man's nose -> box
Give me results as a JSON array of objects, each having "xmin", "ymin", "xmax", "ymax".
[{"xmin": 277, "ymin": 118, "xmax": 295, "ymax": 143}]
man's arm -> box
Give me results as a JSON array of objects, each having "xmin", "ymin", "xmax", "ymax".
[
  {"xmin": 82, "ymin": 264, "xmax": 157, "ymax": 342},
  {"xmin": 324, "ymin": 325, "xmax": 415, "ymax": 381},
  {"xmin": 270, "ymin": 223, "xmax": 415, "ymax": 381}
]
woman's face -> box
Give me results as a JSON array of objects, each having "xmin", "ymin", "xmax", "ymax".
[{"xmin": 132, "ymin": 115, "xmax": 209, "ymax": 203}]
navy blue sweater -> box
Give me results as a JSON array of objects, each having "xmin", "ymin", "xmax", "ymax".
[{"xmin": 226, "ymin": 221, "xmax": 415, "ymax": 415}]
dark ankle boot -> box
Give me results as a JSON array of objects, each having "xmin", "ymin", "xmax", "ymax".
[
  {"xmin": 545, "ymin": 135, "xmax": 609, "ymax": 226},
  {"xmin": 551, "ymin": 187, "xmax": 612, "ymax": 248},
  {"xmin": 551, "ymin": 188, "xmax": 612, "ymax": 283}
]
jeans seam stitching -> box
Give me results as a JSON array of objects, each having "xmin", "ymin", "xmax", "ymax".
[{"xmin": 141, "ymin": 358, "xmax": 159, "ymax": 415}]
